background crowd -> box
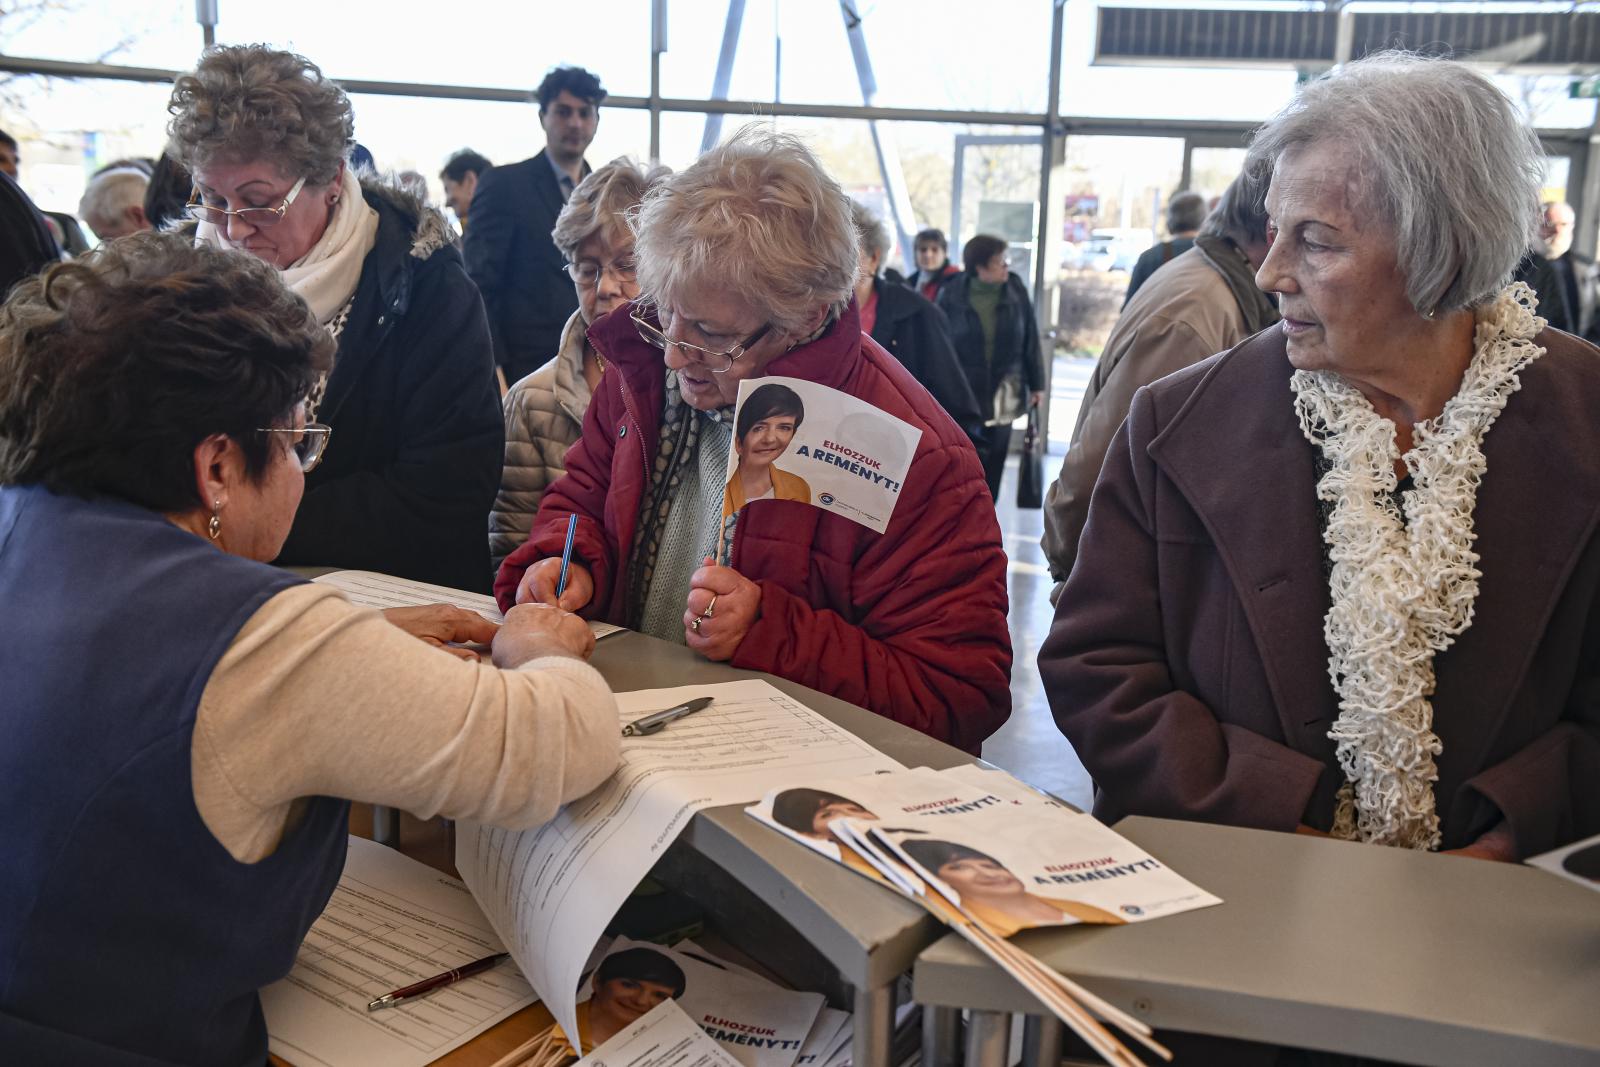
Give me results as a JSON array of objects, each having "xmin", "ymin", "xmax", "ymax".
[{"xmin": 3, "ymin": 41, "xmax": 1599, "ymax": 1067}]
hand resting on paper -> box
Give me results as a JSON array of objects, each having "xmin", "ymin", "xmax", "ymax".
[
  {"xmin": 382, "ymin": 604, "xmax": 498, "ymax": 661},
  {"xmin": 492, "ymin": 603, "xmax": 596, "ymax": 666},
  {"xmin": 517, "ymin": 556, "xmax": 594, "ymax": 613},
  {"xmin": 684, "ymin": 556, "xmax": 761, "ymax": 661}
]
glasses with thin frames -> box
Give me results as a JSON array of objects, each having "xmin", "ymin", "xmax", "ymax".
[
  {"xmin": 565, "ymin": 257, "xmax": 638, "ymax": 287},
  {"xmin": 187, "ymin": 176, "xmax": 308, "ymax": 229},
  {"xmin": 630, "ymin": 306, "xmax": 773, "ymax": 374},
  {"xmin": 258, "ymin": 423, "xmax": 332, "ymax": 473}
]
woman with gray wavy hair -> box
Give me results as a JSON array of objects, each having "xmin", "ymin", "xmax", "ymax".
[
  {"xmin": 490, "ymin": 158, "xmax": 668, "ymax": 571},
  {"xmin": 167, "ymin": 44, "xmax": 502, "ymax": 592},
  {"xmin": 1043, "ymin": 52, "xmax": 1600, "ymax": 862},
  {"xmin": 495, "ymin": 125, "xmax": 1012, "ymax": 751}
]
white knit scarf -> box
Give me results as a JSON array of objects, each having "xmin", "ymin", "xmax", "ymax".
[
  {"xmin": 195, "ymin": 166, "xmax": 377, "ymax": 325},
  {"xmin": 1289, "ymin": 283, "xmax": 1545, "ymax": 850}
]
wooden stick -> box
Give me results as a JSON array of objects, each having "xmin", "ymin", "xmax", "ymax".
[
  {"xmin": 488, "ymin": 1025, "xmax": 558, "ymax": 1067},
  {"xmin": 970, "ymin": 924, "xmax": 1172, "ymax": 1063},
  {"xmin": 948, "ymin": 917, "xmax": 1142, "ymax": 1067}
]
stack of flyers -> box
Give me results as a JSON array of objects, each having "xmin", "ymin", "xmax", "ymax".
[
  {"xmin": 509, "ymin": 936, "xmax": 830, "ymax": 1067},
  {"xmin": 746, "ymin": 766, "xmax": 1225, "ymax": 1066}
]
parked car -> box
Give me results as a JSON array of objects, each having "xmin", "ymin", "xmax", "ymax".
[{"xmin": 1062, "ymin": 228, "xmax": 1152, "ymax": 272}]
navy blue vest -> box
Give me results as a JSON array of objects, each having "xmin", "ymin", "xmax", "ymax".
[{"xmin": 0, "ymin": 485, "xmax": 351, "ymax": 1065}]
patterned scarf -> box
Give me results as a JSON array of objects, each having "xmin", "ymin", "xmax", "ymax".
[{"xmin": 622, "ymin": 309, "xmax": 841, "ymax": 628}]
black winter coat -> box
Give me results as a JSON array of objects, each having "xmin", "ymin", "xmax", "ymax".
[
  {"xmin": 462, "ymin": 150, "xmax": 585, "ymax": 381},
  {"xmin": 868, "ymin": 279, "xmax": 984, "ymax": 442},
  {"xmin": 936, "ymin": 271, "xmax": 1046, "ymax": 424},
  {"xmin": 275, "ymin": 184, "xmax": 504, "ymax": 593}
]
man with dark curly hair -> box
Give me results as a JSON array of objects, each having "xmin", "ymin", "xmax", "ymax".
[{"xmin": 465, "ymin": 66, "xmax": 606, "ymax": 385}]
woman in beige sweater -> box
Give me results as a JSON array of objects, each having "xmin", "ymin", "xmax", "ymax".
[{"xmin": 490, "ymin": 159, "xmax": 669, "ymax": 572}]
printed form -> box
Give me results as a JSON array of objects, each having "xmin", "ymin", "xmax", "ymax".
[
  {"xmin": 312, "ymin": 569, "xmax": 623, "ymax": 639},
  {"xmin": 262, "ymin": 836, "xmax": 536, "ymax": 1067},
  {"xmin": 576, "ymin": 999, "xmax": 744, "ymax": 1067},
  {"xmin": 456, "ymin": 679, "xmax": 901, "ymax": 1048}
]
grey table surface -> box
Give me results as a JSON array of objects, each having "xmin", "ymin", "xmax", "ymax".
[
  {"xmin": 913, "ymin": 815, "xmax": 1600, "ymax": 1066},
  {"xmin": 590, "ymin": 629, "xmax": 976, "ymax": 988}
]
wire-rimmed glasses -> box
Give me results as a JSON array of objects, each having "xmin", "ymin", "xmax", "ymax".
[
  {"xmin": 258, "ymin": 422, "xmax": 332, "ymax": 473},
  {"xmin": 186, "ymin": 176, "xmax": 308, "ymax": 229},
  {"xmin": 565, "ymin": 257, "xmax": 638, "ymax": 287},
  {"xmin": 630, "ymin": 305, "xmax": 773, "ymax": 374}
]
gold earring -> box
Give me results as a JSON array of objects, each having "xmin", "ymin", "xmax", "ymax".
[{"xmin": 208, "ymin": 499, "xmax": 222, "ymax": 541}]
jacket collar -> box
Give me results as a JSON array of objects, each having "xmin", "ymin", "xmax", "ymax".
[
  {"xmin": 552, "ymin": 310, "xmax": 594, "ymax": 423},
  {"xmin": 1146, "ymin": 328, "xmax": 1341, "ymax": 753},
  {"xmin": 1148, "ymin": 324, "xmax": 1600, "ymax": 768}
]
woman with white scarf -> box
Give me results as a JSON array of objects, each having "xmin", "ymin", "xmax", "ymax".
[
  {"xmin": 1042, "ymin": 52, "xmax": 1600, "ymax": 865},
  {"xmin": 168, "ymin": 45, "xmax": 502, "ymax": 592}
]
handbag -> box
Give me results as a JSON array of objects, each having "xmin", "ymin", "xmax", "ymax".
[{"xmin": 1017, "ymin": 402, "xmax": 1044, "ymax": 509}]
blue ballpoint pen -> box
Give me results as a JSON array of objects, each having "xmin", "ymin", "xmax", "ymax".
[{"xmin": 555, "ymin": 514, "xmax": 579, "ymax": 598}]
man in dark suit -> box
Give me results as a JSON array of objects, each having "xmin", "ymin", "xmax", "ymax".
[
  {"xmin": 465, "ymin": 67, "xmax": 604, "ymax": 385},
  {"xmin": 1516, "ymin": 201, "xmax": 1599, "ymax": 343}
]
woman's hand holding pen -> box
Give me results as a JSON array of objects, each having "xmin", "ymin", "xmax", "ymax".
[
  {"xmin": 518, "ymin": 557, "xmax": 594, "ymax": 612},
  {"xmin": 493, "ymin": 603, "xmax": 596, "ymax": 666},
  {"xmin": 684, "ymin": 556, "xmax": 760, "ymax": 661}
]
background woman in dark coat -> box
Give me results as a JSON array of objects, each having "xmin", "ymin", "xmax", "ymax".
[
  {"xmin": 169, "ymin": 45, "xmax": 503, "ymax": 592},
  {"xmin": 936, "ymin": 234, "xmax": 1046, "ymax": 497},
  {"xmin": 850, "ymin": 202, "xmax": 983, "ymax": 446}
]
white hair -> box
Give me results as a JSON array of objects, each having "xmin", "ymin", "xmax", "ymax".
[
  {"xmin": 78, "ymin": 169, "xmax": 149, "ymax": 238},
  {"xmin": 1245, "ymin": 50, "xmax": 1544, "ymax": 315},
  {"xmin": 631, "ymin": 124, "xmax": 858, "ymax": 336}
]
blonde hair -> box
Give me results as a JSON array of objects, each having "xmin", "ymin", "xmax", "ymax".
[
  {"xmin": 167, "ymin": 45, "xmax": 354, "ymax": 186},
  {"xmin": 552, "ymin": 157, "xmax": 671, "ymax": 260},
  {"xmin": 632, "ymin": 125, "xmax": 858, "ymax": 336}
]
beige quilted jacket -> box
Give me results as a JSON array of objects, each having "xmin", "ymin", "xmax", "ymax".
[{"xmin": 489, "ymin": 311, "xmax": 594, "ymax": 573}]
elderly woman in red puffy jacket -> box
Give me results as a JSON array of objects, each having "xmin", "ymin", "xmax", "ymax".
[{"xmin": 495, "ymin": 125, "xmax": 1011, "ymax": 752}]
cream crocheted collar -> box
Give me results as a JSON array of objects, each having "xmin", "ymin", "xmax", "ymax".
[{"xmin": 1289, "ymin": 282, "xmax": 1546, "ymax": 849}]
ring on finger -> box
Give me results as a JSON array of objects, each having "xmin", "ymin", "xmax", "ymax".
[
  {"xmin": 691, "ymin": 616, "xmax": 703, "ymax": 634},
  {"xmin": 703, "ymin": 594, "xmax": 718, "ymax": 619}
]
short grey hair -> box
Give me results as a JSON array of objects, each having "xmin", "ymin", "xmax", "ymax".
[
  {"xmin": 1245, "ymin": 50, "xmax": 1543, "ymax": 315},
  {"xmin": 553, "ymin": 157, "xmax": 670, "ymax": 260},
  {"xmin": 632, "ymin": 124, "xmax": 859, "ymax": 336},
  {"xmin": 850, "ymin": 201, "xmax": 890, "ymax": 273},
  {"xmin": 1200, "ymin": 168, "xmax": 1271, "ymax": 248},
  {"xmin": 1165, "ymin": 190, "xmax": 1206, "ymax": 234},
  {"xmin": 78, "ymin": 169, "xmax": 148, "ymax": 236}
]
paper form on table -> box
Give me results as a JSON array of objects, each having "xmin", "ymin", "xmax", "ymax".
[
  {"xmin": 576, "ymin": 999, "xmax": 745, "ymax": 1067},
  {"xmin": 456, "ymin": 679, "xmax": 901, "ymax": 1050},
  {"xmin": 313, "ymin": 569, "xmax": 623, "ymax": 639},
  {"xmin": 262, "ymin": 836, "xmax": 535, "ymax": 1067}
]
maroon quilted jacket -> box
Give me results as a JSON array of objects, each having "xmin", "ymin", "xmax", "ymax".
[{"xmin": 495, "ymin": 299, "xmax": 1012, "ymax": 752}]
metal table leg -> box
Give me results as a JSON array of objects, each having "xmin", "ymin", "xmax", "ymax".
[
  {"xmin": 964, "ymin": 1010, "xmax": 1011, "ymax": 1067},
  {"xmin": 372, "ymin": 804, "xmax": 400, "ymax": 848},
  {"xmin": 922, "ymin": 1004, "xmax": 962, "ymax": 1067},
  {"xmin": 1021, "ymin": 1014, "xmax": 1064, "ymax": 1067},
  {"xmin": 853, "ymin": 982, "xmax": 895, "ymax": 1067}
]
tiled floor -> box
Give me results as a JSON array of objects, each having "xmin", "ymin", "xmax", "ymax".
[{"xmin": 978, "ymin": 356, "xmax": 1098, "ymax": 812}]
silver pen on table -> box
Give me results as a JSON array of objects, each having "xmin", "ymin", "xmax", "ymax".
[{"xmin": 621, "ymin": 696, "xmax": 714, "ymax": 736}]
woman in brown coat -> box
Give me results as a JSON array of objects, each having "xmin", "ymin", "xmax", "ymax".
[{"xmin": 1041, "ymin": 52, "xmax": 1600, "ymax": 862}]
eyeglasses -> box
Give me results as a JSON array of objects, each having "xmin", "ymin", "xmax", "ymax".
[
  {"xmin": 187, "ymin": 176, "xmax": 308, "ymax": 229},
  {"xmin": 630, "ymin": 306, "xmax": 773, "ymax": 374},
  {"xmin": 258, "ymin": 422, "xmax": 332, "ymax": 473},
  {"xmin": 565, "ymin": 257, "xmax": 638, "ymax": 287}
]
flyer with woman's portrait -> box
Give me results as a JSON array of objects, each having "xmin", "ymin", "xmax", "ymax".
[{"xmin": 721, "ymin": 376, "xmax": 922, "ymax": 534}]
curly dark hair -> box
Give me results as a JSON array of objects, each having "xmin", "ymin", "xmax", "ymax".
[
  {"xmin": 0, "ymin": 232, "xmax": 333, "ymax": 511},
  {"xmin": 535, "ymin": 66, "xmax": 607, "ymax": 112},
  {"xmin": 167, "ymin": 45, "xmax": 354, "ymax": 185}
]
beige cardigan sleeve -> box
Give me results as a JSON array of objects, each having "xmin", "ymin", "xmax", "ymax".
[
  {"xmin": 1043, "ymin": 313, "xmax": 1214, "ymax": 586},
  {"xmin": 191, "ymin": 583, "xmax": 621, "ymax": 863}
]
